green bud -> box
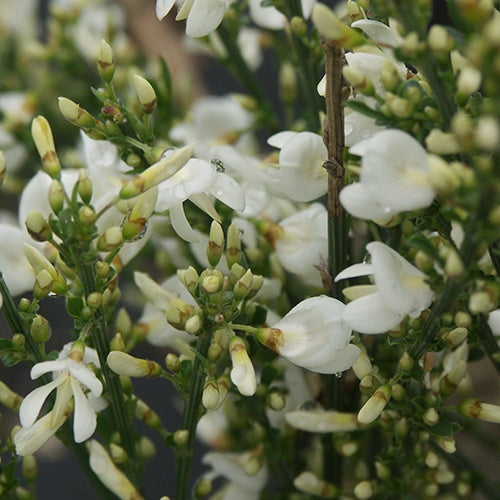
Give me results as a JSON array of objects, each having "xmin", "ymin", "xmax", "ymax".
[
  {"xmin": 98, "ymin": 39, "xmax": 115, "ymax": 82},
  {"xmin": 290, "ymin": 16, "xmax": 307, "ymax": 37},
  {"xmin": 25, "ymin": 211, "xmax": 52, "ymax": 242},
  {"xmin": 202, "ymin": 380, "xmax": 219, "ymax": 410},
  {"xmin": 178, "ymin": 266, "xmax": 199, "ymax": 296},
  {"xmin": 34, "ymin": 269, "xmax": 53, "ymax": 299},
  {"xmin": 399, "ymin": 352, "xmax": 414, "ymax": 371},
  {"xmin": 194, "ymin": 477, "xmax": 212, "ymax": 498},
  {"xmin": 0, "ymin": 151, "xmax": 6, "ymax": 187},
  {"xmin": 78, "ymin": 205, "xmax": 95, "ymax": 226},
  {"xmin": 95, "ymin": 260, "xmax": 111, "ymax": 278},
  {"xmin": 234, "ymin": 269, "xmax": 253, "ymax": 299},
  {"xmin": 132, "ymin": 74, "xmax": 157, "ymax": 113},
  {"xmin": 48, "ymin": 180, "xmax": 65, "ymax": 213},
  {"xmin": 354, "ymin": 480, "xmax": 376, "ymax": 499},
  {"xmin": 423, "ymin": 407, "xmax": 439, "ymax": 426},
  {"xmin": 208, "ymin": 342, "xmax": 222, "ymax": 362},
  {"xmin": 31, "ymin": 116, "xmax": 61, "ymax": 179},
  {"xmin": 87, "ymin": 292, "xmax": 102, "ymax": 309},
  {"xmin": 109, "ymin": 443, "xmax": 127, "ymax": 464},
  {"xmin": 58, "ymin": 97, "xmax": 96, "ymax": 128},
  {"xmin": 0, "ymin": 381, "xmax": 23, "ymax": 410},
  {"xmin": 165, "ymin": 353, "xmax": 180, "ymax": 372},
  {"xmin": 267, "ymin": 390, "xmax": 286, "ymax": 411},
  {"xmin": 135, "ymin": 399, "xmax": 162, "ymax": 429},
  {"xmin": 78, "ymin": 171, "xmax": 93, "ymax": 204},
  {"xmin": 207, "ymin": 220, "xmax": 225, "ymax": 267},
  {"xmin": 137, "ymin": 436, "xmax": 156, "ymax": 461},
  {"xmin": 97, "ymin": 226, "xmax": 123, "ymax": 251},
  {"xmin": 30, "ymin": 315, "xmax": 52, "ymax": 343},
  {"xmin": 173, "ymin": 429, "xmax": 189, "ymax": 447},
  {"xmin": 12, "ymin": 333, "xmax": 25, "ymax": 348},
  {"xmin": 110, "ymin": 333, "xmax": 125, "ymax": 351}
]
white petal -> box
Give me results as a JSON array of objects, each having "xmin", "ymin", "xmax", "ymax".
[
  {"xmin": 210, "ymin": 172, "xmax": 246, "ymax": 210},
  {"xmin": 14, "ymin": 411, "xmax": 65, "ymax": 456},
  {"xmin": 351, "ymin": 19, "xmax": 400, "ymax": 48},
  {"xmin": 285, "ymin": 409, "xmax": 360, "ymax": 433},
  {"xmin": 487, "ymin": 309, "xmax": 500, "ymax": 335},
  {"xmin": 71, "ymin": 377, "xmax": 97, "ymax": 442},
  {"xmin": 267, "ymin": 131, "xmax": 297, "ymax": 149},
  {"xmin": 303, "ymin": 343, "xmax": 361, "ymax": 374},
  {"xmin": 342, "ymin": 293, "xmax": 404, "ymax": 334},
  {"xmin": 134, "ymin": 271, "xmax": 172, "ymax": 311},
  {"xmin": 335, "ymin": 263, "xmax": 374, "ymax": 282},
  {"xmin": 19, "ymin": 378, "xmax": 62, "ymax": 427},
  {"xmin": 156, "ymin": 0, "xmax": 176, "ymax": 19},
  {"xmin": 339, "ymin": 183, "xmax": 393, "ymax": 220},
  {"xmin": 186, "ymin": 0, "xmax": 227, "ymax": 37},
  {"xmin": 189, "ymin": 192, "xmax": 220, "ymax": 220},
  {"xmin": 30, "ymin": 360, "xmax": 69, "ymax": 379},
  {"xmin": 248, "ymin": 0, "xmax": 286, "ymax": 29},
  {"xmin": 170, "ymin": 203, "xmax": 202, "ymax": 242},
  {"xmin": 68, "ymin": 361, "xmax": 103, "ymax": 397}
]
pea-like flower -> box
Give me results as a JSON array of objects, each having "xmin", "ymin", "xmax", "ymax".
[
  {"xmin": 335, "ymin": 242, "xmax": 434, "ymax": 334},
  {"xmin": 340, "ymin": 129, "xmax": 436, "ymax": 222},
  {"xmin": 257, "ymin": 296, "xmax": 360, "ymax": 374},
  {"xmin": 15, "ymin": 342, "xmax": 106, "ymax": 455}
]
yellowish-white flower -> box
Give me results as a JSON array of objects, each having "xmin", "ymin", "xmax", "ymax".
[
  {"xmin": 229, "ymin": 336, "xmax": 256, "ymax": 397},
  {"xmin": 257, "ymin": 295, "xmax": 360, "ymax": 374},
  {"xmin": 88, "ymin": 440, "xmax": 144, "ymax": 500},
  {"xmin": 248, "ymin": 0, "xmax": 316, "ymax": 30},
  {"xmin": 340, "ymin": 130, "xmax": 435, "ymax": 221},
  {"xmin": 336, "ymin": 242, "xmax": 434, "ymax": 334},
  {"xmin": 15, "ymin": 343, "xmax": 107, "ymax": 455}
]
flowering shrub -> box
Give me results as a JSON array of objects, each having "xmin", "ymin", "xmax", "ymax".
[{"xmin": 0, "ymin": 0, "xmax": 499, "ymax": 498}]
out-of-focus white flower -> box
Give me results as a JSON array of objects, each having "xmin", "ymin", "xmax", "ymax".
[
  {"xmin": 248, "ymin": 0, "xmax": 316, "ymax": 30},
  {"xmin": 340, "ymin": 129, "xmax": 435, "ymax": 221},
  {"xmin": 335, "ymin": 242, "xmax": 434, "ymax": 334},
  {"xmin": 134, "ymin": 273, "xmax": 195, "ymax": 348},
  {"xmin": 196, "ymin": 407, "xmax": 229, "ymax": 449},
  {"xmin": 203, "ymin": 450, "xmax": 268, "ymax": 500},
  {"xmin": 258, "ymin": 295, "xmax": 360, "ymax": 374},
  {"xmin": 0, "ymin": 223, "xmax": 39, "ymax": 296},
  {"xmin": 267, "ymin": 131, "xmax": 328, "ymax": 202},
  {"xmin": 351, "ymin": 19, "xmax": 403, "ymax": 54},
  {"xmin": 88, "ymin": 440, "xmax": 143, "ymax": 500},
  {"xmin": 487, "ymin": 309, "xmax": 500, "ymax": 335},
  {"xmin": 156, "ymin": 0, "xmax": 229, "ymax": 38},
  {"xmin": 285, "ymin": 409, "xmax": 360, "ymax": 432},
  {"xmin": 0, "ymin": 127, "xmax": 28, "ymax": 172},
  {"xmin": 170, "ymin": 95, "xmax": 254, "ymax": 159},
  {"xmin": 274, "ymin": 203, "xmax": 328, "ymax": 287},
  {"xmin": 15, "ymin": 343, "xmax": 107, "ymax": 455}
]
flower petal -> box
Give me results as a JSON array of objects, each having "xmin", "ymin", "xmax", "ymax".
[
  {"xmin": 156, "ymin": 0, "xmax": 176, "ymax": 20},
  {"xmin": 210, "ymin": 172, "xmax": 246, "ymax": 211},
  {"xmin": 19, "ymin": 378, "xmax": 62, "ymax": 427},
  {"xmin": 335, "ymin": 263, "xmax": 374, "ymax": 282},
  {"xmin": 71, "ymin": 377, "xmax": 97, "ymax": 442},
  {"xmin": 186, "ymin": 0, "xmax": 227, "ymax": 37},
  {"xmin": 170, "ymin": 203, "xmax": 202, "ymax": 242},
  {"xmin": 68, "ymin": 361, "xmax": 103, "ymax": 397}
]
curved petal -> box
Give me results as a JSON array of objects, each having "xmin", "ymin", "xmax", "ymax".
[
  {"xmin": 71, "ymin": 377, "xmax": 97, "ymax": 442},
  {"xmin": 19, "ymin": 378, "xmax": 62, "ymax": 427},
  {"xmin": 335, "ymin": 263, "xmax": 374, "ymax": 282},
  {"xmin": 156, "ymin": 0, "xmax": 176, "ymax": 19},
  {"xmin": 186, "ymin": 0, "xmax": 227, "ymax": 37},
  {"xmin": 248, "ymin": 0, "xmax": 286, "ymax": 29},
  {"xmin": 339, "ymin": 183, "xmax": 394, "ymax": 220},
  {"xmin": 170, "ymin": 203, "xmax": 202, "ymax": 242},
  {"xmin": 210, "ymin": 172, "xmax": 246, "ymax": 211},
  {"xmin": 303, "ymin": 343, "xmax": 361, "ymax": 374},
  {"xmin": 68, "ymin": 362, "xmax": 103, "ymax": 397},
  {"xmin": 342, "ymin": 292, "xmax": 404, "ymax": 334},
  {"xmin": 30, "ymin": 360, "xmax": 69, "ymax": 379},
  {"xmin": 267, "ymin": 131, "xmax": 297, "ymax": 149},
  {"xmin": 15, "ymin": 411, "xmax": 65, "ymax": 456}
]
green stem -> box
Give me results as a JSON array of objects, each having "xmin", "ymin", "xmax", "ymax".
[
  {"xmin": 174, "ymin": 330, "xmax": 212, "ymax": 500},
  {"xmin": 79, "ymin": 264, "xmax": 139, "ymax": 481},
  {"xmin": 287, "ymin": 0, "xmax": 322, "ymax": 132},
  {"xmin": 217, "ymin": 22, "xmax": 278, "ymax": 132},
  {"xmin": 0, "ymin": 275, "xmax": 114, "ymax": 498}
]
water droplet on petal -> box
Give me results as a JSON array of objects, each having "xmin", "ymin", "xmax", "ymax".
[
  {"xmin": 238, "ymin": 229, "xmax": 244, "ymax": 236},
  {"xmin": 161, "ymin": 148, "xmax": 175, "ymax": 160},
  {"xmin": 334, "ymin": 372, "xmax": 342, "ymax": 379},
  {"xmin": 128, "ymin": 222, "xmax": 148, "ymax": 242},
  {"xmin": 215, "ymin": 187, "xmax": 225, "ymax": 197}
]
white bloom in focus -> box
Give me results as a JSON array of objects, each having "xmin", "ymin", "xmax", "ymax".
[
  {"xmin": 88, "ymin": 440, "xmax": 143, "ymax": 500},
  {"xmin": 156, "ymin": 0, "xmax": 229, "ymax": 38},
  {"xmin": 203, "ymin": 450, "xmax": 268, "ymax": 500},
  {"xmin": 15, "ymin": 343, "xmax": 106, "ymax": 455},
  {"xmin": 229, "ymin": 337, "xmax": 257, "ymax": 396},
  {"xmin": 335, "ymin": 242, "xmax": 434, "ymax": 334},
  {"xmin": 274, "ymin": 203, "xmax": 328, "ymax": 287},
  {"xmin": 258, "ymin": 296, "xmax": 360, "ymax": 374},
  {"xmin": 340, "ymin": 129, "xmax": 436, "ymax": 221},
  {"xmin": 268, "ymin": 131, "xmax": 328, "ymax": 202}
]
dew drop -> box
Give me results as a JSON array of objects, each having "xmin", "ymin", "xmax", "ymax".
[
  {"xmin": 215, "ymin": 187, "xmax": 225, "ymax": 197},
  {"xmin": 161, "ymin": 148, "xmax": 175, "ymax": 160}
]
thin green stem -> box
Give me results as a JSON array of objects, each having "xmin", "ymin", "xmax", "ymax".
[{"xmin": 174, "ymin": 330, "xmax": 212, "ymax": 500}]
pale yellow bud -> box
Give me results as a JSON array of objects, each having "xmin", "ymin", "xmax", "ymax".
[
  {"xmin": 357, "ymin": 385, "xmax": 391, "ymax": 424},
  {"xmin": 444, "ymin": 249, "xmax": 464, "ymax": 277},
  {"xmin": 428, "ymin": 25, "xmax": 454, "ymax": 53},
  {"xmin": 426, "ymin": 129, "xmax": 462, "ymax": 155},
  {"xmin": 0, "ymin": 381, "xmax": 23, "ymax": 410},
  {"xmin": 459, "ymin": 398, "xmax": 500, "ymax": 423},
  {"xmin": 25, "ymin": 211, "xmax": 52, "ymax": 242},
  {"xmin": 428, "ymin": 154, "xmax": 459, "ymax": 195},
  {"xmin": 342, "ymin": 66, "xmax": 374, "ymax": 96},
  {"xmin": 31, "ymin": 116, "xmax": 60, "ymax": 179},
  {"xmin": 423, "ymin": 407, "xmax": 439, "ymax": 426},
  {"xmin": 202, "ymin": 380, "xmax": 219, "ymax": 410},
  {"xmin": 425, "ymin": 450, "xmax": 440, "ymax": 468},
  {"xmin": 475, "ymin": 116, "xmax": 500, "ymax": 151},
  {"xmin": 435, "ymin": 436, "xmax": 456, "ymax": 454},
  {"xmin": 48, "ymin": 180, "xmax": 65, "ymax": 213},
  {"xmin": 185, "ymin": 314, "xmax": 202, "ymax": 335},
  {"xmin": 97, "ymin": 226, "xmax": 123, "ymax": 251},
  {"xmin": 468, "ymin": 290, "xmax": 495, "ymax": 313},
  {"xmin": 58, "ymin": 97, "xmax": 95, "ymax": 128},
  {"xmin": 122, "ymin": 188, "xmax": 158, "ymax": 241},
  {"xmin": 110, "ymin": 443, "xmax": 127, "ymax": 464},
  {"xmin": 457, "ymin": 66, "xmax": 482, "ymax": 95},
  {"xmin": 442, "ymin": 326, "xmax": 468, "ymax": 347},
  {"xmin": 354, "ymin": 480, "xmax": 376, "ymax": 499},
  {"xmin": 98, "ymin": 39, "xmax": 115, "ymax": 82},
  {"xmin": 135, "ymin": 399, "xmax": 162, "ymax": 429},
  {"xmin": 294, "ymin": 471, "xmax": 337, "ymax": 498},
  {"xmin": 234, "ymin": 269, "xmax": 254, "ymax": 299},
  {"xmin": 107, "ymin": 351, "xmax": 162, "ymax": 377},
  {"xmin": 132, "ymin": 74, "xmax": 157, "ymax": 113}
]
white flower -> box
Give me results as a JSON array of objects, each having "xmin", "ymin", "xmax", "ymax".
[
  {"xmin": 15, "ymin": 343, "xmax": 106, "ymax": 455},
  {"xmin": 487, "ymin": 309, "xmax": 500, "ymax": 335},
  {"xmin": 229, "ymin": 336, "xmax": 257, "ymax": 396},
  {"xmin": 268, "ymin": 131, "xmax": 328, "ymax": 202},
  {"xmin": 156, "ymin": 0, "xmax": 229, "ymax": 38},
  {"xmin": 340, "ymin": 129, "xmax": 436, "ymax": 221},
  {"xmin": 202, "ymin": 450, "xmax": 268, "ymax": 500},
  {"xmin": 155, "ymin": 157, "xmax": 245, "ymax": 242},
  {"xmin": 274, "ymin": 203, "xmax": 328, "ymax": 287},
  {"xmin": 335, "ymin": 242, "xmax": 434, "ymax": 334},
  {"xmin": 248, "ymin": 0, "xmax": 316, "ymax": 30},
  {"xmin": 258, "ymin": 296, "xmax": 360, "ymax": 374},
  {"xmin": 88, "ymin": 440, "xmax": 143, "ymax": 500}
]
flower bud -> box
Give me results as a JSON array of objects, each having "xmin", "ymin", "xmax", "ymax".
[
  {"xmin": 233, "ymin": 269, "xmax": 254, "ymax": 299},
  {"xmin": 229, "ymin": 262, "xmax": 246, "ymax": 285},
  {"xmin": 137, "ymin": 436, "xmax": 156, "ymax": 461},
  {"xmin": 294, "ymin": 471, "xmax": 337, "ymax": 498},
  {"xmin": 354, "ymin": 480, "xmax": 376, "ymax": 499},
  {"xmin": 423, "ymin": 407, "xmax": 439, "ymax": 426},
  {"xmin": 202, "ymin": 380, "xmax": 219, "ymax": 410},
  {"xmin": 47, "ymin": 179, "xmax": 65, "ymax": 213},
  {"xmin": 285, "ymin": 410, "xmax": 360, "ymax": 432},
  {"xmin": 22, "ymin": 455, "xmax": 37, "ymax": 482},
  {"xmin": 359, "ymin": 374, "xmax": 379, "ymax": 395},
  {"xmin": 98, "ymin": 39, "xmax": 115, "ymax": 82},
  {"xmin": 58, "ymin": 97, "xmax": 96, "ymax": 128},
  {"xmin": 247, "ymin": 274, "xmax": 264, "ymax": 298},
  {"xmin": 110, "ymin": 333, "xmax": 125, "ymax": 352},
  {"xmin": 457, "ymin": 66, "xmax": 482, "ymax": 96},
  {"xmin": 468, "ymin": 290, "xmax": 496, "ymax": 314},
  {"xmin": 119, "ymin": 144, "xmax": 194, "ymax": 199},
  {"xmin": 357, "ymin": 385, "xmax": 391, "ymax": 424},
  {"xmin": 444, "ymin": 249, "xmax": 464, "ymax": 277},
  {"xmin": 121, "ymin": 188, "xmax": 157, "ymax": 241},
  {"xmin": 95, "ymin": 261, "xmax": 111, "ymax": 278},
  {"xmin": 435, "ymin": 436, "xmax": 456, "ymax": 454},
  {"xmin": 279, "ymin": 62, "xmax": 297, "ymax": 103},
  {"xmin": 194, "ymin": 477, "xmax": 212, "ymax": 498},
  {"xmin": 399, "ymin": 352, "xmax": 414, "ymax": 372},
  {"xmin": 23, "ymin": 243, "xmax": 66, "ymax": 295},
  {"xmin": 428, "ymin": 154, "xmax": 459, "ymax": 195},
  {"xmin": 425, "ymin": 450, "xmax": 440, "ymax": 468},
  {"xmin": 78, "ymin": 205, "xmax": 96, "ymax": 226},
  {"xmin": 475, "ymin": 116, "xmax": 500, "ymax": 151},
  {"xmin": 109, "ymin": 443, "xmax": 127, "ymax": 464},
  {"xmin": 459, "ymin": 399, "xmax": 500, "ymax": 423},
  {"xmin": 178, "ymin": 266, "xmax": 199, "ymax": 296},
  {"xmin": 12, "ymin": 333, "xmax": 25, "ymax": 348},
  {"xmin": 267, "ymin": 390, "xmax": 286, "ymax": 411},
  {"xmin": 426, "ymin": 129, "xmax": 461, "ymax": 155},
  {"xmin": 201, "ymin": 273, "xmax": 223, "ymax": 294},
  {"xmin": 312, "ymin": 3, "xmax": 365, "ymax": 48},
  {"xmin": 97, "ymin": 226, "xmax": 123, "ymax": 251},
  {"xmin": 387, "ymin": 95, "xmax": 413, "ymax": 118},
  {"xmin": 132, "ymin": 74, "xmax": 157, "ymax": 113},
  {"xmin": 454, "ymin": 311, "xmax": 471, "ymax": 328},
  {"xmin": 165, "ymin": 353, "xmax": 180, "ymax": 372},
  {"xmin": 0, "ymin": 381, "xmax": 23, "ymax": 411},
  {"xmin": 30, "ymin": 315, "xmax": 52, "ymax": 343},
  {"xmin": 185, "ymin": 314, "xmax": 202, "ymax": 335},
  {"xmin": 173, "ymin": 429, "xmax": 189, "ymax": 447},
  {"xmin": 207, "ymin": 220, "xmax": 225, "ymax": 267},
  {"xmin": 229, "ymin": 336, "xmax": 256, "ymax": 396},
  {"xmin": 107, "ymin": 351, "xmax": 162, "ymax": 377},
  {"xmin": 352, "ymin": 348, "xmax": 372, "ymax": 380},
  {"xmin": 78, "ymin": 170, "xmax": 93, "ymax": 204},
  {"xmin": 34, "ymin": 269, "xmax": 53, "ymax": 299},
  {"xmin": 0, "ymin": 151, "xmax": 6, "ymax": 187},
  {"xmin": 342, "ymin": 66, "xmax": 374, "ymax": 96},
  {"xmin": 347, "ymin": 0, "xmax": 365, "ymax": 21},
  {"xmin": 428, "ymin": 25, "xmax": 454, "ymax": 54},
  {"xmin": 442, "ymin": 327, "xmax": 468, "ymax": 347},
  {"xmin": 135, "ymin": 399, "xmax": 162, "ymax": 429},
  {"xmin": 31, "ymin": 116, "xmax": 60, "ymax": 179}
]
